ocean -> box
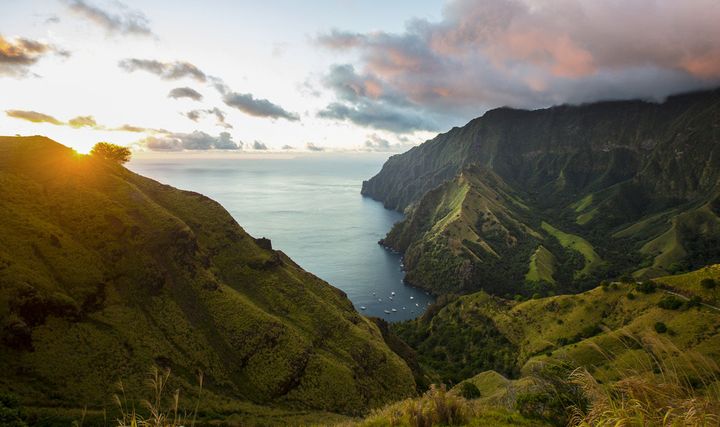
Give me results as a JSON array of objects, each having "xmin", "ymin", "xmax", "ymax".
[{"xmin": 128, "ymin": 153, "xmax": 433, "ymax": 321}]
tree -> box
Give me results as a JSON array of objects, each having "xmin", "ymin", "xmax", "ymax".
[
  {"xmin": 90, "ymin": 142, "xmax": 131, "ymax": 164},
  {"xmin": 701, "ymin": 278, "xmax": 716, "ymax": 289}
]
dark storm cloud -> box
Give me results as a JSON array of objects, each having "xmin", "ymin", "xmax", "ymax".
[
  {"xmin": 168, "ymin": 87, "xmax": 203, "ymax": 101},
  {"xmin": 119, "ymin": 58, "xmax": 207, "ymax": 82},
  {"xmin": 140, "ymin": 131, "xmax": 240, "ymax": 151},
  {"xmin": 222, "ymin": 91, "xmax": 299, "ymax": 121},
  {"xmin": 317, "ymin": 0, "xmax": 720, "ymax": 130},
  {"xmin": 0, "ymin": 35, "xmax": 67, "ymax": 77},
  {"xmin": 65, "ymin": 0, "xmax": 153, "ymax": 37},
  {"xmin": 252, "ymin": 140, "xmax": 268, "ymax": 150}
]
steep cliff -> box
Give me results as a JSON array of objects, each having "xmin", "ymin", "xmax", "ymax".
[{"xmin": 364, "ymin": 89, "xmax": 720, "ymax": 295}]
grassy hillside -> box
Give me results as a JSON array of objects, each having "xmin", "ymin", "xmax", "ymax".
[
  {"xmin": 393, "ymin": 265, "xmax": 720, "ymax": 388},
  {"xmin": 363, "ymin": 88, "xmax": 720, "ymax": 296},
  {"xmin": 0, "ymin": 136, "xmax": 416, "ymax": 423}
]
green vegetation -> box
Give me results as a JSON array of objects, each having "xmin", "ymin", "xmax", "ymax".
[
  {"xmin": 525, "ymin": 246, "xmax": 556, "ymax": 284},
  {"xmin": 540, "ymin": 222, "xmax": 602, "ymax": 277},
  {"xmin": 90, "ymin": 141, "xmax": 132, "ymax": 164},
  {"xmin": 392, "ymin": 265, "xmax": 720, "ymax": 395},
  {"xmin": 363, "ymin": 88, "xmax": 720, "ymax": 296},
  {"xmin": 0, "ymin": 136, "xmax": 415, "ymax": 422}
]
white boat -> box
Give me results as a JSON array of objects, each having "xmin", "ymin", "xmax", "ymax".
[
  {"xmin": 410, "ymin": 296, "xmax": 414, "ymax": 300},
  {"xmin": 389, "ymin": 296, "xmax": 393, "ymax": 300},
  {"xmin": 391, "ymin": 291, "xmax": 396, "ymax": 296},
  {"xmin": 378, "ymin": 298, "xmax": 382, "ymax": 302},
  {"xmin": 360, "ymin": 306, "xmax": 366, "ymax": 310},
  {"xmin": 384, "ymin": 310, "xmax": 391, "ymax": 314},
  {"xmin": 391, "ymin": 308, "xmax": 397, "ymax": 312},
  {"xmin": 415, "ymin": 303, "xmax": 419, "ymax": 307}
]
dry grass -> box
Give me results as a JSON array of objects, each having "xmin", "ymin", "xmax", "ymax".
[
  {"xmin": 114, "ymin": 367, "xmax": 203, "ymax": 427},
  {"xmin": 567, "ymin": 334, "xmax": 720, "ymax": 426}
]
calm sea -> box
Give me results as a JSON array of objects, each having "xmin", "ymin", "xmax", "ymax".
[{"xmin": 128, "ymin": 154, "xmax": 433, "ymax": 321}]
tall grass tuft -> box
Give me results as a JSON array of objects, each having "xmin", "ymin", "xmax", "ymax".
[
  {"xmin": 114, "ymin": 367, "xmax": 203, "ymax": 427},
  {"xmin": 358, "ymin": 384, "xmax": 471, "ymax": 427},
  {"xmin": 567, "ymin": 333, "xmax": 720, "ymax": 426}
]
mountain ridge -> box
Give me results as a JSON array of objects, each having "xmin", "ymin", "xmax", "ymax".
[
  {"xmin": 0, "ymin": 136, "xmax": 415, "ymax": 421},
  {"xmin": 363, "ymin": 88, "xmax": 720, "ymax": 296}
]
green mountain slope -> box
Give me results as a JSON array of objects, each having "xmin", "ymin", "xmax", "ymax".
[
  {"xmin": 393, "ymin": 266, "xmax": 720, "ymax": 387},
  {"xmin": 364, "ymin": 89, "xmax": 720, "ymax": 295},
  {"xmin": 0, "ymin": 136, "xmax": 415, "ymax": 420}
]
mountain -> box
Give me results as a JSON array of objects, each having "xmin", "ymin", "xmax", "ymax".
[
  {"xmin": 0, "ymin": 136, "xmax": 415, "ymax": 423},
  {"xmin": 363, "ymin": 88, "xmax": 720, "ymax": 296}
]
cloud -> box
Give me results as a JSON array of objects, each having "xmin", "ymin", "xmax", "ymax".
[
  {"xmin": 168, "ymin": 87, "xmax": 203, "ymax": 101},
  {"xmin": 223, "ymin": 91, "xmax": 299, "ymax": 121},
  {"xmin": 362, "ymin": 134, "xmax": 415, "ymax": 152},
  {"xmin": 119, "ymin": 58, "xmax": 206, "ymax": 82},
  {"xmin": 281, "ymin": 144, "xmax": 294, "ymax": 150},
  {"xmin": 5, "ymin": 109, "xmax": 63, "ymax": 125},
  {"xmin": 305, "ymin": 142, "xmax": 324, "ymax": 152},
  {"xmin": 65, "ymin": 0, "xmax": 153, "ymax": 37},
  {"xmin": 184, "ymin": 110, "xmax": 201, "ymax": 122},
  {"xmin": 68, "ymin": 115, "xmax": 97, "ymax": 128},
  {"xmin": 317, "ymin": 0, "xmax": 720, "ymax": 128},
  {"xmin": 0, "ymin": 35, "xmax": 67, "ymax": 77},
  {"xmin": 6, "ymin": 109, "xmax": 165, "ymax": 133},
  {"xmin": 318, "ymin": 101, "xmax": 435, "ymax": 133},
  {"xmin": 183, "ymin": 107, "xmax": 232, "ymax": 128},
  {"xmin": 139, "ymin": 131, "xmax": 240, "ymax": 151},
  {"xmin": 114, "ymin": 124, "xmax": 163, "ymax": 133},
  {"xmin": 252, "ymin": 140, "xmax": 268, "ymax": 150}
]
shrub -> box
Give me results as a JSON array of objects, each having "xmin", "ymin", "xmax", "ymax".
[
  {"xmin": 686, "ymin": 296, "xmax": 702, "ymax": 308},
  {"xmin": 654, "ymin": 322, "xmax": 668, "ymax": 333},
  {"xmin": 701, "ymin": 278, "xmax": 717, "ymax": 289},
  {"xmin": 515, "ymin": 362, "xmax": 588, "ymax": 426},
  {"xmin": 658, "ymin": 296, "xmax": 683, "ymax": 310},
  {"xmin": 457, "ymin": 382, "xmax": 481, "ymax": 399},
  {"xmin": 0, "ymin": 393, "xmax": 27, "ymax": 427},
  {"xmin": 635, "ymin": 281, "xmax": 656, "ymax": 294},
  {"xmin": 626, "ymin": 292, "xmax": 636, "ymax": 300},
  {"xmin": 619, "ymin": 274, "xmax": 634, "ymax": 283}
]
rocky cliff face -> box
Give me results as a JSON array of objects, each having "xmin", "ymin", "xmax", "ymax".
[
  {"xmin": 363, "ymin": 89, "xmax": 720, "ymax": 295},
  {"xmin": 0, "ymin": 136, "xmax": 415, "ymax": 417}
]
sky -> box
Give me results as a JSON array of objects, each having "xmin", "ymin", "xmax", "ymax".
[{"xmin": 1, "ymin": 0, "xmax": 719, "ymax": 155}]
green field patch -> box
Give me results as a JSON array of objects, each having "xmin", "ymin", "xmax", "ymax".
[
  {"xmin": 541, "ymin": 222, "xmax": 602, "ymax": 276},
  {"xmin": 525, "ymin": 245, "xmax": 557, "ymax": 284}
]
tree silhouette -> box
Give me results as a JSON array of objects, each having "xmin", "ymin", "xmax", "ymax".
[{"xmin": 90, "ymin": 142, "xmax": 131, "ymax": 164}]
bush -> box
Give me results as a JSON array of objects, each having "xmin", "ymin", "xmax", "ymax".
[
  {"xmin": 658, "ymin": 296, "xmax": 684, "ymax": 310},
  {"xmin": 636, "ymin": 281, "xmax": 657, "ymax": 294},
  {"xmin": 701, "ymin": 278, "xmax": 717, "ymax": 289},
  {"xmin": 515, "ymin": 362, "xmax": 587, "ymax": 426},
  {"xmin": 0, "ymin": 393, "xmax": 27, "ymax": 427},
  {"xmin": 654, "ymin": 322, "xmax": 668, "ymax": 333},
  {"xmin": 626, "ymin": 292, "xmax": 636, "ymax": 300},
  {"xmin": 457, "ymin": 382, "xmax": 481, "ymax": 399}
]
